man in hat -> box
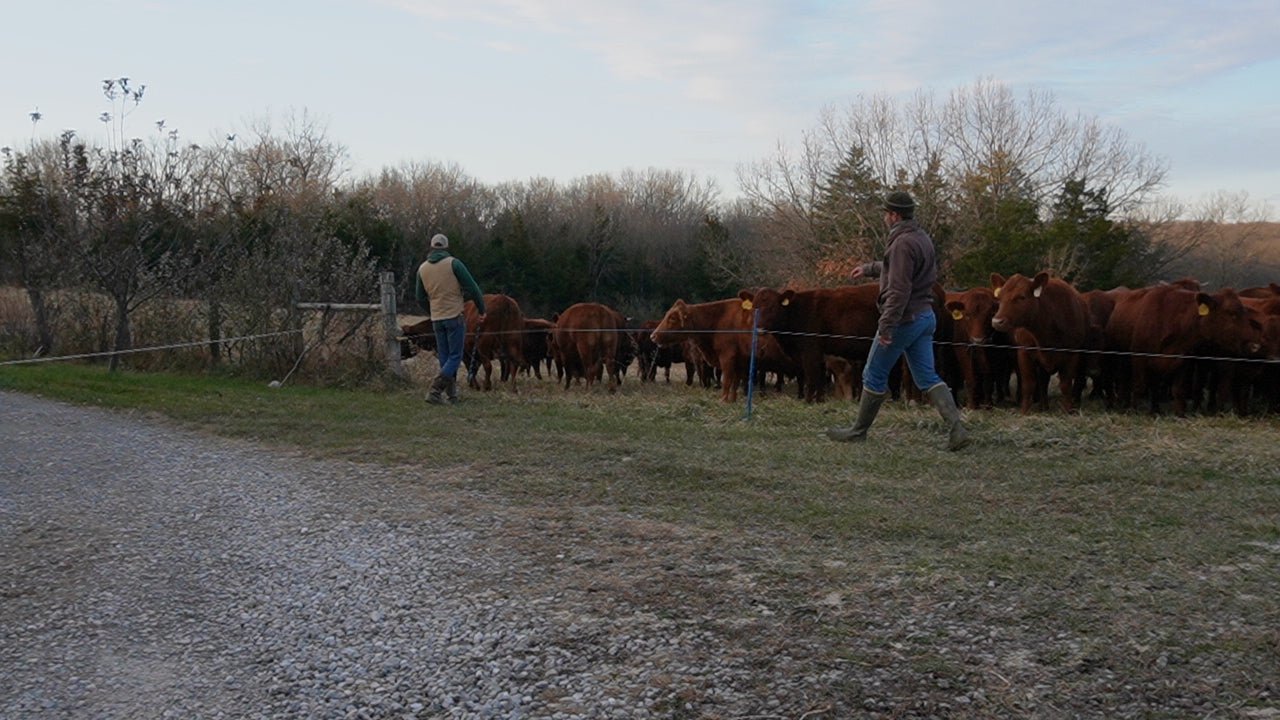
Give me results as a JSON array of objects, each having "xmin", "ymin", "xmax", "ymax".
[
  {"xmin": 826, "ymin": 191, "xmax": 969, "ymax": 450},
  {"xmin": 413, "ymin": 233, "xmax": 486, "ymax": 405}
]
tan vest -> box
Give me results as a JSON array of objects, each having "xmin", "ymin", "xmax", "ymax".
[{"xmin": 419, "ymin": 257, "xmax": 465, "ymax": 321}]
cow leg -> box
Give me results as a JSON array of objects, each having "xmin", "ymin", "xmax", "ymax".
[
  {"xmin": 1060, "ymin": 356, "xmax": 1081, "ymax": 413},
  {"xmin": 606, "ymin": 353, "xmax": 619, "ymax": 394},
  {"xmin": 1171, "ymin": 367, "xmax": 1192, "ymax": 417},
  {"xmin": 803, "ymin": 350, "xmax": 825, "ymax": 403},
  {"xmin": 958, "ymin": 347, "xmax": 979, "ymax": 410},
  {"xmin": 720, "ymin": 362, "xmax": 738, "ymax": 403},
  {"xmin": 1016, "ymin": 350, "xmax": 1037, "ymax": 414},
  {"xmin": 1059, "ymin": 369, "xmax": 1078, "ymax": 413}
]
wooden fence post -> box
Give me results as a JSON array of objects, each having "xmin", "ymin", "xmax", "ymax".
[{"xmin": 381, "ymin": 271, "xmax": 406, "ymax": 379}]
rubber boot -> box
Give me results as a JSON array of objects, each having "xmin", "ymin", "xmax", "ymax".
[
  {"xmin": 927, "ymin": 383, "xmax": 970, "ymax": 451},
  {"xmin": 445, "ymin": 376, "xmax": 459, "ymax": 405},
  {"xmin": 427, "ymin": 375, "xmax": 449, "ymax": 405},
  {"xmin": 826, "ymin": 388, "xmax": 887, "ymax": 442}
]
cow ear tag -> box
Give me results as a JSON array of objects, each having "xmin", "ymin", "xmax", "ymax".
[
  {"xmin": 951, "ymin": 309, "xmax": 964, "ymax": 321},
  {"xmin": 993, "ymin": 287, "xmax": 1001, "ymax": 298},
  {"xmin": 741, "ymin": 299, "xmax": 753, "ymax": 310},
  {"xmin": 1033, "ymin": 287, "xmax": 1043, "ymax": 298},
  {"xmin": 1198, "ymin": 303, "xmax": 1210, "ymax": 316},
  {"xmin": 781, "ymin": 298, "xmax": 790, "ymax": 306}
]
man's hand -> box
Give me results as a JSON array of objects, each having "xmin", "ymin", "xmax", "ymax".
[
  {"xmin": 849, "ymin": 265, "xmax": 866, "ymax": 281},
  {"xmin": 477, "ymin": 314, "xmax": 486, "ymax": 327}
]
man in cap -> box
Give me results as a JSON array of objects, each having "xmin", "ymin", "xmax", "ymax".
[
  {"xmin": 413, "ymin": 233, "xmax": 486, "ymax": 405},
  {"xmin": 826, "ymin": 191, "xmax": 969, "ymax": 450}
]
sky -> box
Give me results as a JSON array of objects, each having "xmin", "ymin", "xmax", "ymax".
[{"xmin": 3, "ymin": 0, "xmax": 1279, "ymax": 212}]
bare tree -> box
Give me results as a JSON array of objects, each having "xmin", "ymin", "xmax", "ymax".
[
  {"xmin": 737, "ymin": 78, "xmax": 1170, "ymax": 285},
  {"xmin": 1152, "ymin": 191, "xmax": 1277, "ymax": 287},
  {"xmin": 366, "ymin": 160, "xmax": 491, "ymax": 286}
]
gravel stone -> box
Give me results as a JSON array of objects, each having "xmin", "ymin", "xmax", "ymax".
[{"xmin": 0, "ymin": 392, "xmax": 842, "ymax": 718}]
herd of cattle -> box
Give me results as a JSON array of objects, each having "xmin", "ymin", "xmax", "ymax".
[{"xmin": 398, "ymin": 274, "xmax": 1280, "ymax": 417}]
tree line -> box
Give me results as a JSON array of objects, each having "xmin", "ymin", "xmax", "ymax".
[{"xmin": 1, "ymin": 77, "xmax": 1272, "ymax": 376}]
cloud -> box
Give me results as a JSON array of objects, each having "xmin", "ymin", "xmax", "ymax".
[{"xmin": 385, "ymin": 0, "xmax": 780, "ymax": 101}]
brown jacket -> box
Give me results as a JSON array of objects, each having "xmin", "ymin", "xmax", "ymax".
[{"xmin": 860, "ymin": 219, "xmax": 938, "ymax": 340}]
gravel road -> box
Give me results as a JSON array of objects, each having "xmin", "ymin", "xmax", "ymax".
[{"xmin": 0, "ymin": 392, "xmax": 843, "ymax": 719}]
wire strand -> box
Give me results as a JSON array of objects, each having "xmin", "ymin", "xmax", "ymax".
[{"xmin": 0, "ymin": 329, "xmax": 306, "ymax": 367}]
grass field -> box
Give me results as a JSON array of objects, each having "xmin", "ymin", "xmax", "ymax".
[{"xmin": 3, "ymin": 362, "xmax": 1278, "ymax": 715}]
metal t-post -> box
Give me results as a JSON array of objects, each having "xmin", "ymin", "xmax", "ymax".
[{"xmin": 745, "ymin": 307, "xmax": 760, "ymax": 420}]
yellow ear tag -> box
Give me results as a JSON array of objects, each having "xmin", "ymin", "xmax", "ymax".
[
  {"xmin": 951, "ymin": 309, "xmax": 964, "ymax": 321},
  {"xmin": 741, "ymin": 300, "xmax": 753, "ymax": 311},
  {"xmin": 781, "ymin": 298, "xmax": 790, "ymax": 306},
  {"xmin": 993, "ymin": 287, "xmax": 1001, "ymax": 298},
  {"xmin": 1198, "ymin": 303, "xmax": 1210, "ymax": 316}
]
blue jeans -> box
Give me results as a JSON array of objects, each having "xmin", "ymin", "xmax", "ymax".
[
  {"xmin": 862, "ymin": 309, "xmax": 944, "ymax": 394},
  {"xmin": 433, "ymin": 315, "xmax": 467, "ymax": 379}
]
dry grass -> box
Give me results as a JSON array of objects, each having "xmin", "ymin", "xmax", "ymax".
[{"xmin": 0, "ymin": 285, "xmax": 391, "ymax": 381}]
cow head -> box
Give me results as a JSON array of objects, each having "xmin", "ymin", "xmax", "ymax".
[
  {"xmin": 945, "ymin": 287, "xmax": 999, "ymax": 344},
  {"xmin": 990, "ymin": 272, "xmax": 1051, "ymax": 333},
  {"xmin": 399, "ymin": 320, "xmax": 436, "ymax": 359},
  {"xmin": 1198, "ymin": 290, "xmax": 1265, "ymax": 357},
  {"xmin": 1248, "ymin": 307, "xmax": 1280, "ymax": 361},
  {"xmin": 651, "ymin": 299, "xmax": 690, "ymax": 346},
  {"xmin": 738, "ymin": 287, "xmax": 794, "ymax": 333}
]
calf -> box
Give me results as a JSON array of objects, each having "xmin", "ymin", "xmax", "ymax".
[
  {"xmin": 518, "ymin": 318, "xmax": 555, "ymax": 380},
  {"xmin": 944, "ymin": 287, "xmax": 1013, "ymax": 409}
]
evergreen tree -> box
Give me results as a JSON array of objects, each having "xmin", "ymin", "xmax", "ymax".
[
  {"xmin": 947, "ymin": 149, "xmax": 1043, "ymax": 285},
  {"xmin": 1041, "ymin": 179, "xmax": 1150, "ymax": 289}
]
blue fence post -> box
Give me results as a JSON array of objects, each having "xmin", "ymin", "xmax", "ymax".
[{"xmin": 745, "ymin": 307, "xmax": 760, "ymax": 420}]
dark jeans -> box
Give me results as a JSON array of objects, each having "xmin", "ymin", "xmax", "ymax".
[
  {"xmin": 862, "ymin": 308, "xmax": 944, "ymax": 394},
  {"xmin": 432, "ymin": 315, "xmax": 466, "ymax": 378}
]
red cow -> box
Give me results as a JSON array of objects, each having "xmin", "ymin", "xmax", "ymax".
[
  {"xmin": 682, "ymin": 340, "xmax": 716, "ymax": 388},
  {"xmin": 1106, "ymin": 285, "xmax": 1263, "ymax": 416},
  {"xmin": 990, "ymin": 272, "xmax": 1092, "ymax": 414},
  {"xmin": 518, "ymin": 318, "xmax": 555, "ymax": 379},
  {"xmin": 1232, "ymin": 297, "xmax": 1280, "ymax": 413},
  {"xmin": 398, "ymin": 317, "xmax": 436, "ymax": 360},
  {"xmin": 944, "ymin": 287, "xmax": 1014, "ymax": 409},
  {"xmin": 552, "ymin": 302, "xmax": 628, "ymax": 392},
  {"xmin": 651, "ymin": 295, "xmax": 757, "ymax": 402},
  {"xmin": 635, "ymin": 320, "xmax": 683, "ymax": 383},
  {"xmin": 463, "ymin": 294, "xmax": 526, "ymax": 392},
  {"xmin": 747, "ymin": 283, "xmax": 957, "ymax": 403},
  {"xmin": 825, "ymin": 356, "xmax": 857, "ymax": 401},
  {"xmin": 1240, "ymin": 282, "xmax": 1280, "ymax": 299},
  {"xmin": 1079, "ymin": 287, "xmax": 1133, "ymax": 402},
  {"xmin": 743, "ymin": 285, "xmax": 880, "ymax": 403}
]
